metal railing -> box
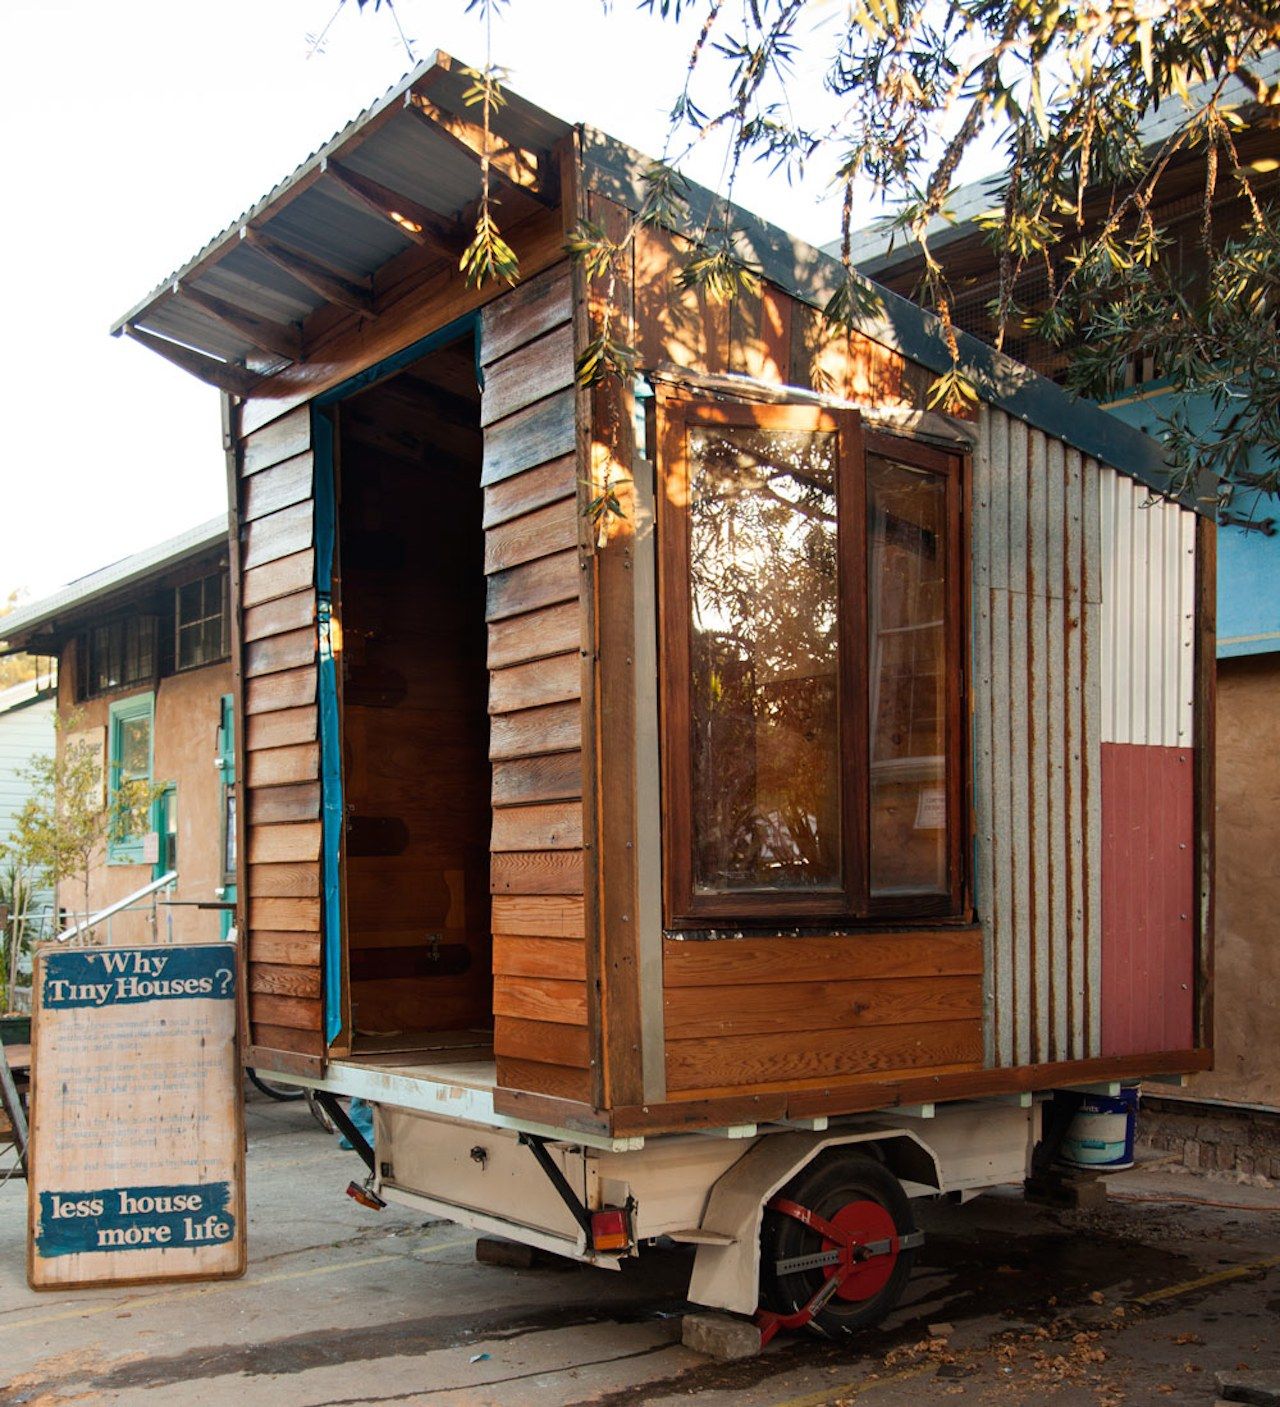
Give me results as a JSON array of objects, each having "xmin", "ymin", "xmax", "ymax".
[{"xmin": 58, "ymin": 871, "xmax": 179, "ymax": 945}]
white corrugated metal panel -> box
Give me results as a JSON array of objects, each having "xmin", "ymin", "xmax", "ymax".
[
  {"xmin": 972, "ymin": 409, "xmax": 1103, "ymax": 1065},
  {"xmin": 1100, "ymin": 470, "xmax": 1197, "ymax": 747},
  {"xmin": 0, "ymin": 686, "xmax": 57, "ymax": 920}
]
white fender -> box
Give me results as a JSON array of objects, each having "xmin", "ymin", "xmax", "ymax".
[{"xmin": 688, "ymin": 1125, "xmax": 941, "ymax": 1315}]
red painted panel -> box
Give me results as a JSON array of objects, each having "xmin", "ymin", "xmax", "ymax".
[{"xmin": 1101, "ymin": 743, "xmax": 1195, "ymax": 1056}]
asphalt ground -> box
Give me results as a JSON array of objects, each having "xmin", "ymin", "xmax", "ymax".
[{"xmin": 2, "ymin": 1091, "xmax": 1278, "ymax": 1406}]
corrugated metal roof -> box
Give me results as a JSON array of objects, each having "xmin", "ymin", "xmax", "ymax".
[
  {"xmin": 110, "ymin": 52, "xmax": 570, "ymax": 381},
  {"xmin": 0, "ymin": 515, "xmax": 230, "ymax": 652}
]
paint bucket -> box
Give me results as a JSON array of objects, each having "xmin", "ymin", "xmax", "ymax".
[{"xmin": 1056, "ymin": 1087, "xmax": 1139, "ymax": 1171}]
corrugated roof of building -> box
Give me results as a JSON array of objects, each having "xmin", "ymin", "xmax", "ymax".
[
  {"xmin": 0, "ymin": 516, "xmax": 230, "ymax": 653},
  {"xmin": 833, "ymin": 51, "xmax": 1280, "ymax": 277}
]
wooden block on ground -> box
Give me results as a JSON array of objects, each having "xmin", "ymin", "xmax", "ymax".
[
  {"xmin": 1023, "ymin": 1171, "xmax": 1108, "ymax": 1211},
  {"xmin": 474, "ymin": 1236, "xmax": 576, "ymax": 1271}
]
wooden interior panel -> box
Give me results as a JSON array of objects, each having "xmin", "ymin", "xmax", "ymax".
[{"xmin": 337, "ymin": 340, "xmax": 492, "ymax": 1045}]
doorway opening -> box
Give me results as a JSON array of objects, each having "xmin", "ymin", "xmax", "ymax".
[{"xmin": 333, "ymin": 328, "xmax": 492, "ymax": 1069}]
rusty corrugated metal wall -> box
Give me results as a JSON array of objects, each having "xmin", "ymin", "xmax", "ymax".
[{"xmin": 972, "ymin": 406, "xmax": 1103, "ymax": 1067}]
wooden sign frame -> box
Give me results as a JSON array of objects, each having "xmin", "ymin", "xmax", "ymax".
[{"xmin": 27, "ymin": 942, "xmax": 246, "ymax": 1290}]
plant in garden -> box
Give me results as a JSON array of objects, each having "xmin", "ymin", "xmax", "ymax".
[
  {"xmin": 0, "ymin": 857, "xmax": 43, "ymax": 1014},
  {"xmin": 4, "ymin": 716, "xmax": 165, "ymax": 943}
]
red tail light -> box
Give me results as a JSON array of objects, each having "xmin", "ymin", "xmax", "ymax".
[
  {"xmin": 591, "ymin": 1206, "xmax": 631, "ymax": 1252},
  {"xmin": 346, "ymin": 1180, "xmax": 386, "ymax": 1211}
]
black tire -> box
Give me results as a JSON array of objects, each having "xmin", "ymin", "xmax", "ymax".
[
  {"xmin": 246, "ymin": 1068, "xmax": 306, "ymax": 1102},
  {"xmin": 760, "ymin": 1150, "xmax": 917, "ymax": 1338}
]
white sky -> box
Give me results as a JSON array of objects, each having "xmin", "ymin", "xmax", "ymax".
[{"xmin": 0, "ymin": 0, "xmax": 997, "ymax": 605}]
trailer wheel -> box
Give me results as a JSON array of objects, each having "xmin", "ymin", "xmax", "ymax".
[
  {"xmin": 760, "ymin": 1151, "xmax": 917, "ymax": 1338},
  {"xmin": 245, "ymin": 1068, "xmax": 305, "ymax": 1102}
]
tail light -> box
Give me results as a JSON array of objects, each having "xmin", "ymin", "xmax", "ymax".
[
  {"xmin": 591, "ymin": 1206, "xmax": 632, "ymax": 1252},
  {"xmin": 346, "ymin": 1180, "xmax": 386, "ymax": 1210}
]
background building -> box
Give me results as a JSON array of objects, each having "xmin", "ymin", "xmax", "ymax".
[{"xmin": 0, "ymin": 519, "xmax": 236, "ymax": 945}]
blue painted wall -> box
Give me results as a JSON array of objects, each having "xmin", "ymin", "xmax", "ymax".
[{"xmin": 1105, "ymin": 384, "xmax": 1280, "ymax": 658}]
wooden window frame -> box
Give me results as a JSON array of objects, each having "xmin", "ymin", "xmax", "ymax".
[{"xmin": 656, "ymin": 390, "xmax": 967, "ymax": 929}]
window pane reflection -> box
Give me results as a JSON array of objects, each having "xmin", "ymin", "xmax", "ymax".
[
  {"xmin": 688, "ymin": 424, "xmax": 841, "ymax": 893},
  {"xmin": 867, "ymin": 454, "xmax": 948, "ymax": 896}
]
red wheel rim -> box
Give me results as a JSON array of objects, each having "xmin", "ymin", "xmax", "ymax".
[{"xmin": 824, "ymin": 1199, "xmax": 898, "ymax": 1302}]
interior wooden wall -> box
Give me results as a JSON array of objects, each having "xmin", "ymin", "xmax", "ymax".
[
  {"xmin": 480, "ymin": 264, "xmax": 592, "ymax": 1101},
  {"xmin": 339, "ymin": 365, "xmax": 492, "ymax": 1040}
]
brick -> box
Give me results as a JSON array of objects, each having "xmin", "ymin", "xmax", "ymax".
[{"xmin": 682, "ymin": 1312, "xmax": 763, "ymax": 1361}]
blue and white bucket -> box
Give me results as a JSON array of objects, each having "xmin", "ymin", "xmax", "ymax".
[{"xmin": 1056, "ymin": 1087, "xmax": 1139, "ymax": 1171}]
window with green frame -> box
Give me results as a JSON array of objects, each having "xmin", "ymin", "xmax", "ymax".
[{"xmin": 107, "ymin": 692, "xmax": 155, "ymax": 864}]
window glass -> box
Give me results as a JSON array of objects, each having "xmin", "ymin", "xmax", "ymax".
[
  {"xmin": 687, "ymin": 424, "xmax": 841, "ymax": 894},
  {"xmin": 119, "ymin": 714, "xmax": 152, "ymax": 782},
  {"xmin": 867, "ymin": 454, "xmax": 949, "ymax": 896},
  {"xmin": 107, "ymin": 693, "xmax": 155, "ymax": 863},
  {"xmin": 78, "ymin": 617, "xmax": 158, "ymax": 699},
  {"xmin": 176, "ymin": 571, "xmax": 227, "ymax": 670}
]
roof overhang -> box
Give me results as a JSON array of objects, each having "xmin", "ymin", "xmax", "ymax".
[
  {"xmin": 115, "ymin": 54, "xmax": 1205, "ymax": 513},
  {"xmin": 1, "ymin": 515, "xmax": 231, "ymax": 656},
  {"xmin": 109, "ymin": 52, "xmax": 570, "ymax": 396}
]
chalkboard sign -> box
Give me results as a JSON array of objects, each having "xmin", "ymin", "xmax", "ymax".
[{"xmin": 27, "ymin": 943, "xmax": 245, "ymax": 1290}]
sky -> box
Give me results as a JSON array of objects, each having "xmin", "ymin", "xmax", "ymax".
[{"xmin": 0, "ymin": 0, "xmax": 997, "ymax": 606}]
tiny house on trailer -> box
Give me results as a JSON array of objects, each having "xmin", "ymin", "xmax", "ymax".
[{"xmin": 113, "ymin": 55, "xmax": 1215, "ymax": 1335}]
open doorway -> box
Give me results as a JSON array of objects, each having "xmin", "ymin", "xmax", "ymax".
[{"xmin": 333, "ymin": 329, "xmax": 492, "ymax": 1061}]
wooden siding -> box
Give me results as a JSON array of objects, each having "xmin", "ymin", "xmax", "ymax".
[
  {"xmin": 662, "ymin": 934, "xmax": 983, "ymax": 1095},
  {"xmin": 612, "ymin": 217, "xmax": 970, "ymax": 1104},
  {"xmin": 481, "ymin": 264, "xmax": 589, "ymax": 1101},
  {"xmin": 234, "ymin": 402, "xmax": 324, "ymax": 1059},
  {"xmin": 972, "ymin": 406, "xmax": 1102, "ymax": 1067}
]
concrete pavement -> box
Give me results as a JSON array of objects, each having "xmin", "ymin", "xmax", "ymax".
[{"xmin": 2, "ymin": 1092, "xmax": 1278, "ymax": 1405}]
